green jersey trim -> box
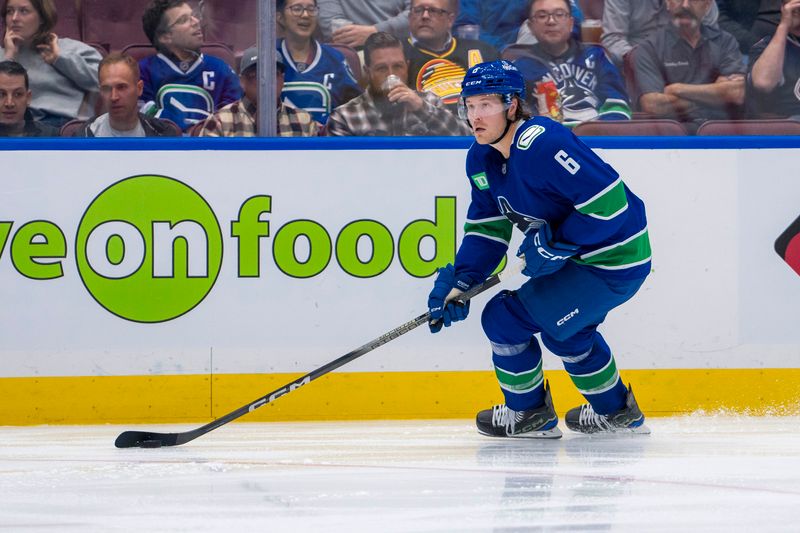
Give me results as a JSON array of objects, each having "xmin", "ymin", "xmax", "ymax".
[
  {"xmin": 574, "ymin": 177, "xmax": 629, "ymax": 220},
  {"xmin": 464, "ymin": 217, "xmax": 513, "ymax": 245},
  {"xmin": 574, "ymin": 227, "xmax": 651, "ymax": 270}
]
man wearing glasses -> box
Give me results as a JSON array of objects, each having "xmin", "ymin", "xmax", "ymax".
[
  {"xmin": 632, "ymin": 0, "xmax": 745, "ymax": 126},
  {"xmin": 404, "ymin": 0, "xmax": 498, "ymax": 114},
  {"xmin": 513, "ymin": 0, "xmax": 631, "ymax": 127},
  {"xmin": 138, "ymin": 0, "xmax": 242, "ymax": 132}
]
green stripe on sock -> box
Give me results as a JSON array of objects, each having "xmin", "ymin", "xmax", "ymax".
[
  {"xmin": 495, "ymin": 360, "xmax": 544, "ymax": 393},
  {"xmin": 569, "ymin": 358, "xmax": 620, "ymax": 394}
]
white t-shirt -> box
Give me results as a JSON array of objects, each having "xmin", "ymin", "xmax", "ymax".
[{"xmin": 89, "ymin": 113, "xmax": 146, "ymax": 137}]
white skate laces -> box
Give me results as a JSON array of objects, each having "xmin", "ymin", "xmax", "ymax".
[
  {"xmin": 576, "ymin": 403, "xmax": 615, "ymax": 431},
  {"xmin": 491, "ymin": 404, "xmax": 521, "ymax": 433}
]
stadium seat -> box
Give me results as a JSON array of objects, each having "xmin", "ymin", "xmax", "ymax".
[
  {"xmin": 120, "ymin": 42, "xmax": 238, "ymax": 70},
  {"xmin": 573, "ymin": 119, "xmax": 689, "ymax": 136},
  {"xmin": 200, "ymin": 0, "xmax": 257, "ymax": 53},
  {"xmin": 59, "ymin": 119, "xmax": 86, "ymax": 137},
  {"xmin": 578, "ymin": 0, "xmax": 605, "ymax": 20},
  {"xmin": 81, "ymin": 0, "xmax": 152, "ymax": 52},
  {"xmin": 326, "ymin": 43, "xmax": 363, "ymax": 84},
  {"xmin": 695, "ymin": 119, "xmax": 800, "ymax": 136},
  {"xmin": 53, "ymin": 0, "xmax": 82, "ymax": 41}
]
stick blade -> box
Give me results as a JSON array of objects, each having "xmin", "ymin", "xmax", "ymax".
[{"xmin": 114, "ymin": 430, "xmax": 180, "ymax": 448}]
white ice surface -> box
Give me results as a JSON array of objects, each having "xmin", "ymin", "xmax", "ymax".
[{"xmin": 1, "ymin": 417, "xmax": 799, "ymax": 532}]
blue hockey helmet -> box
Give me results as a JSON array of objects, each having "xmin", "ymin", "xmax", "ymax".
[{"xmin": 460, "ymin": 60, "xmax": 526, "ymax": 104}]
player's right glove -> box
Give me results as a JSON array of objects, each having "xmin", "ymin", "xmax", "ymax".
[
  {"xmin": 517, "ymin": 224, "xmax": 579, "ymax": 279},
  {"xmin": 427, "ymin": 264, "xmax": 474, "ymax": 333}
]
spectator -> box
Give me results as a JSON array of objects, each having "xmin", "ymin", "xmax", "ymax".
[
  {"xmin": 454, "ymin": 0, "xmax": 580, "ymax": 51},
  {"xmin": 326, "ymin": 31, "xmax": 471, "ymax": 135},
  {"xmin": 319, "ymin": 0, "xmax": 410, "ymax": 47},
  {"xmin": 516, "ymin": 0, "xmax": 583, "ymax": 45},
  {"xmin": 0, "ymin": 0, "xmax": 101, "ymax": 127},
  {"xmin": 0, "ymin": 59, "xmax": 57, "ymax": 135},
  {"xmin": 73, "ymin": 53, "xmax": 179, "ymax": 137},
  {"xmin": 717, "ymin": 0, "xmax": 783, "ymax": 55},
  {"xmin": 139, "ymin": 0, "xmax": 242, "ymax": 132},
  {"xmin": 514, "ymin": 0, "xmax": 631, "ymax": 126},
  {"xmin": 602, "ymin": 0, "xmax": 719, "ymax": 68},
  {"xmin": 404, "ymin": 0, "xmax": 497, "ymax": 112},
  {"xmin": 632, "ymin": 0, "xmax": 745, "ymax": 124},
  {"xmin": 199, "ymin": 47, "xmax": 318, "ymax": 137},
  {"xmin": 278, "ymin": 0, "xmax": 362, "ymax": 125},
  {"xmin": 747, "ymin": 0, "xmax": 800, "ymax": 118}
]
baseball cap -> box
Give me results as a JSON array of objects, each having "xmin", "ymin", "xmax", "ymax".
[{"xmin": 239, "ymin": 47, "xmax": 285, "ymax": 74}]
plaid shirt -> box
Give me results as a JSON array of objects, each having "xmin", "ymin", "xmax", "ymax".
[
  {"xmin": 199, "ymin": 97, "xmax": 318, "ymax": 137},
  {"xmin": 326, "ymin": 89, "xmax": 471, "ymax": 136}
]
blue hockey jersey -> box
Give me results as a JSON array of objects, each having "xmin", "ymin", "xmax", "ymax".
[
  {"xmin": 455, "ymin": 117, "xmax": 651, "ymax": 283},
  {"xmin": 279, "ymin": 39, "xmax": 363, "ymax": 125},
  {"xmin": 514, "ymin": 42, "xmax": 631, "ymax": 126},
  {"xmin": 139, "ymin": 53, "xmax": 242, "ymax": 131}
]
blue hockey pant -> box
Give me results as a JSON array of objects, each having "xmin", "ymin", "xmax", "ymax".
[{"xmin": 480, "ymin": 261, "xmax": 646, "ymax": 414}]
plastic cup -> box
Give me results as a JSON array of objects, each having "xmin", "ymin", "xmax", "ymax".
[
  {"xmin": 456, "ymin": 24, "xmax": 480, "ymax": 41},
  {"xmin": 581, "ymin": 19, "xmax": 603, "ymax": 44}
]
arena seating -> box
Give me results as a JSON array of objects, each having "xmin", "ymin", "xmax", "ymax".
[
  {"xmin": 53, "ymin": 0, "xmax": 82, "ymax": 41},
  {"xmin": 573, "ymin": 119, "xmax": 688, "ymax": 136},
  {"xmin": 200, "ymin": 0, "xmax": 257, "ymax": 54},
  {"xmin": 121, "ymin": 42, "xmax": 238, "ymax": 71},
  {"xmin": 80, "ymin": 0, "xmax": 152, "ymax": 52},
  {"xmin": 695, "ymin": 119, "xmax": 800, "ymax": 136}
]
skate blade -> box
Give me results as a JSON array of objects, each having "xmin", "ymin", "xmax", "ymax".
[{"xmin": 478, "ymin": 426, "xmax": 563, "ymax": 439}]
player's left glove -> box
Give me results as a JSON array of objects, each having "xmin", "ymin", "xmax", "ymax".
[
  {"xmin": 427, "ymin": 264, "xmax": 475, "ymax": 333},
  {"xmin": 517, "ymin": 224, "xmax": 579, "ymax": 279}
]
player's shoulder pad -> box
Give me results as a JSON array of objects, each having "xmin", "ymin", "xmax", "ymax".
[{"xmin": 513, "ymin": 116, "xmax": 559, "ymax": 152}]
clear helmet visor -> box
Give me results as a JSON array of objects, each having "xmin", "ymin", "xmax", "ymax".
[{"xmin": 458, "ymin": 95, "xmax": 511, "ymax": 121}]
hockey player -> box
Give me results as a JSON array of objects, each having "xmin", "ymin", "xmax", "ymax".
[
  {"xmin": 138, "ymin": 0, "xmax": 242, "ymax": 131},
  {"xmin": 427, "ymin": 59, "xmax": 651, "ymax": 437}
]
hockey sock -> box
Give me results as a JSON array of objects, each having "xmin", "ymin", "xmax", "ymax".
[
  {"xmin": 491, "ymin": 338, "xmax": 546, "ymax": 412},
  {"xmin": 549, "ymin": 334, "xmax": 627, "ymax": 414}
]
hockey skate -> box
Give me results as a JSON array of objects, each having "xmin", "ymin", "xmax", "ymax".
[
  {"xmin": 565, "ymin": 384, "xmax": 650, "ymax": 435},
  {"xmin": 476, "ymin": 381, "xmax": 562, "ymax": 439}
]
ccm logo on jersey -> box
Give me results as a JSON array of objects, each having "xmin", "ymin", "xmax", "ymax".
[
  {"xmin": 557, "ymin": 308, "xmax": 579, "ymax": 326},
  {"xmin": 517, "ymin": 125, "xmax": 545, "ymax": 150}
]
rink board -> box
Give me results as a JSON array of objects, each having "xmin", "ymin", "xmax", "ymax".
[{"xmin": 1, "ymin": 136, "xmax": 800, "ymax": 423}]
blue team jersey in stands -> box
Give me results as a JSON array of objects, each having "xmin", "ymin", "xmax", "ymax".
[
  {"xmin": 279, "ymin": 39, "xmax": 363, "ymax": 125},
  {"xmin": 455, "ymin": 117, "xmax": 651, "ymax": 282},
  {"xmin": 139, "ymin": 53, "xmax": 243, "ymax": 131},
  {"xmin": 514, "ymin": 43, "xmax": 631, "ymax": 126}
]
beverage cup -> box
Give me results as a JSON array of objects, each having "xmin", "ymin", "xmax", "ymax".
[
  {"xmin": 456, "ymin": 24, "xmax": 480, "ymax": 41},
  {"xmin": 580, "ymin": 19, "xmax": 603, "ymax": 44}
]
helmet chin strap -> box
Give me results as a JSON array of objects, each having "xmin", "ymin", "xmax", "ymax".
[{"xmin": 489, "ymin": 116, "xmax": 514, "ymax": 146}]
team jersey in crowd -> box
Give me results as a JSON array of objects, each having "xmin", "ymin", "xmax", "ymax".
[
  {"xmin": 514, "ymin": 42, "xmax": 631, "ymax": 126},
  {"xmin": 139, "ymin": 52, "xmax": 242, "ymax": 131},
  {"xmin": 279, "ymin": 39, "xmax": 363, "ymax": 125},
  {"xmin": 455, "ymin": 116, "xmax": 650, "ymax": 283},
  {"xmin": 747, "ymin": 34, "xmax": 800, "ymax": 117},
  {"xmin": 404, "ymin": 37, "xmax": 498, "ymax": 111}
]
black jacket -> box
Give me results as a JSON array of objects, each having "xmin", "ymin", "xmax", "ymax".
[
  {"xmin": 0, "ymin": 110, "xmax": 60, "ymax": 137},
  {"xmin": 74, "ymin": 113, "xmax": 180, "ymax": 137}
]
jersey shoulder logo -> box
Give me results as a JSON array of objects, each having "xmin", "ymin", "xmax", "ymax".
[
  {"xmin": 471, "ymin": 172, "xmax": 490, "ymax": 190},
  {"xmin": 516, "ymin": 125, "xmax": 546, "ymax": 150}
]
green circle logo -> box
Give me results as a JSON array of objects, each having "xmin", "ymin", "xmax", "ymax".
[{"xmin": 76, "ymin": 175, "xmax": 223, "ymax": 323}]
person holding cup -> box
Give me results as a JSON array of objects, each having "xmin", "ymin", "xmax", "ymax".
[
  {"xmin": 326, "ymin": 31, "xmax": 471, "ymax": 135},
  {"xmin": 319, "ymin": 0, "xmax": 410, "ymax": 46}
]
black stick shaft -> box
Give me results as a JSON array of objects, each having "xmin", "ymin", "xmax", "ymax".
[{"xmin": 114, "ymin": 262, "xmax": 522, "ymax": 448}]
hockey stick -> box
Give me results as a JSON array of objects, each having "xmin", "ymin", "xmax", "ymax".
[{"xmin": 114, "ymin": 261, "xmax": 524, "ymax": 448}]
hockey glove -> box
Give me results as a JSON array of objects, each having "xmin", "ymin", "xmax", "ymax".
[
  {"xmin": 427, "ymin": 264, "xmax": 474, "ymax": 333},
  {"xmin": 517, "ymin": 224, "xmax": 579, "ymax": 279}
]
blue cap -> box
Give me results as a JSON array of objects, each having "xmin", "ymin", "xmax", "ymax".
[{"xmin": 460, "ymin": 60, "xmax": 526, "ymax": 101}]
